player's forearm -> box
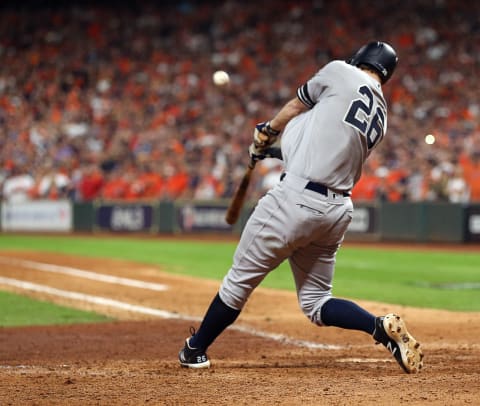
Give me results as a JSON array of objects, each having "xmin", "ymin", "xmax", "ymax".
[{"xmin": 270, "ymin": 97, "xmax": 309, "ymax": 131}]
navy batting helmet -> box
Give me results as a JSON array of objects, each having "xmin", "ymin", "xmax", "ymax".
[{"xmin": 347, "ymin": 41, "xmax": 398, "ymax": 84}]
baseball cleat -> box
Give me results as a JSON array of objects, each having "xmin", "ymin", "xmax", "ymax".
[
  {"xmin": 178, "ymin": 337, "xmax": 211, "ymax": 369},
  {"xmin": 373, "ymin": 314, "xmax": 424, "ymax": 373}
]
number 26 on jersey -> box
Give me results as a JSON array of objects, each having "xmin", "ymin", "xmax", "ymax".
[{"xmin": 344, "ymin": 85, "xmax": 386, "ymax": 150}]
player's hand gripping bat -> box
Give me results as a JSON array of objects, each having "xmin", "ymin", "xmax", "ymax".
[
  {"xmin": 225, "ymin": 159, "xmax": 256, "ymax": 225},
  {"xmin": 225, "ymin": 146, "xmax": 282, "ymax": 225}
]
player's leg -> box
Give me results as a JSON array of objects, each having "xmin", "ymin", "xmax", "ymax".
[
  {"xmin": 288, "ymin": 195, "xmax": 357, "ymax": 327},
  {"xmin": 289, "ymin": 202, "xmax": 423, "ymax": 373},
  {"xmin": 179, "ymin": 187, "xmax": 293, "ymax": 368},
  {"xmin": 291, "ymin": 244, "xmax": 423, "ymax": 372},
  {"xmin": 178, "ymin": 292, "xmax": 240, "ymax": 369},
  {"xmin": 289, "ymin": 241, "xmax": 375, "ymax": 331}
]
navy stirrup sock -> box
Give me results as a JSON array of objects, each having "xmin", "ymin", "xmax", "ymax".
[
  {"xmin": 189, "ymin": 293, "xmax": 240, "ymax": 350},
  {"xmin": 320, "ymin": 298, "xmax": 376, "ymax": 335}
]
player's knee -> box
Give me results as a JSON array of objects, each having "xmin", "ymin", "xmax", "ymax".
[
  {"xmin": 298, "ymin": 294, "xmax": 332, "ymax": 326},
  {"xmin": 219, "ymin": 284, "xmax": 247, "ymax": 311}
]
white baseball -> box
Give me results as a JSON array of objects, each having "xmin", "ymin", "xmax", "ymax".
[
  {"xmin": 213, "ymin": 70, "xmax": 230, "ymax": 86},
  {"xmin": 425, "ymin": 134, "xmax": 435, "ymax": 145}
]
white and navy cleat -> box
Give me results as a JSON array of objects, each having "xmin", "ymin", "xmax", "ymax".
[{"xmin": 373, "ymin": 313, "xmax": 424, "ymax": 373}]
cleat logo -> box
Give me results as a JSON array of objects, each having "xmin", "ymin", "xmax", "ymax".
[{"xmin": 386, "ymin": 342, "xmax": 397, "ymax": 356}]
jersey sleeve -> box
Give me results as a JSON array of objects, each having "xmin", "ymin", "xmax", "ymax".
[
  {"xmin": 296, "ymin": 83, "xmax": 316, "ymax": 109},
  {"xmin": 296, "ymin": 60, "xmax": 342, "ymax": 109}
]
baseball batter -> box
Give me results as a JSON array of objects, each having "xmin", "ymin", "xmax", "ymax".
[{"xmin": 179, "ymin": 41, "xmax": 424, "ymax": 373}]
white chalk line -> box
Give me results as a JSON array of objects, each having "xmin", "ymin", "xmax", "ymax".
[
  {"xmin": 0, "ymin": 276, "xmax": 342, "ymax": 351},
  {"xmin": 337, "ymin": 358, "xmax": 391, "ymax": 364},
  {"xmin": 0, "ymin": 257, "xmax": 168, "ymax": 292},
  {"xmin": 0, "ymin": 276, "xmax": 179, "ymax": 319}
]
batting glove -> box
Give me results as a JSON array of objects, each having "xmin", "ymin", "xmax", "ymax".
[
  {"xmin": 248, "ymin": 142, "xmax": 267, "ymax": 162},
  {"xmin": 248, "ymin": 144, "xmax": 283, "ymax": 162},
  {"xmin": 253, "ymin": 121, "xmax": 281, "ymax": 148}
]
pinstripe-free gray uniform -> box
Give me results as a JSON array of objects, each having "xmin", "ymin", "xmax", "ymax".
[{"xmin": 219, "ymin": 60, "xmax": 388, "ymax": 325}]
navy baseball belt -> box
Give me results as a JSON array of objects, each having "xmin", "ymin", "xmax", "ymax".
[{"xmin": 280, "ymin": 173, "xmax": 350, "ymax": 197}]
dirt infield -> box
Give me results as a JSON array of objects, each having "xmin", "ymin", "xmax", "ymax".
[{"xmin": 0, "ymin": 250, "xmax": 479, "ymax": 405}]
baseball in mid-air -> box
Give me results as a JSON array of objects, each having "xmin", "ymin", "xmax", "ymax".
[
  {"xmin": 212, "ymin": 70, "xmax": 230, "ymax": 86},
  {"xmin": 424, "ymin": 134, "xmax": 436, "ymax": 145}
]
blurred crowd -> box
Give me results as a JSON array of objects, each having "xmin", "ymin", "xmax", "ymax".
[{"xmin": 1, "ymin": 0, "xmax": 480, "ymax": 204}]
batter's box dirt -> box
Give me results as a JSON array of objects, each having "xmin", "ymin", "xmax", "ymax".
[{"xmin": 0, "ymin": 251, "xmax": 479, "ymax": 405}]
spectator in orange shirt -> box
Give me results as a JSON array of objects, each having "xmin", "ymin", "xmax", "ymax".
[
  {"xmin": 101, "ymin": 167, "xmax": 131, "ymax": 200},
  {"xmin": 460, "ymin": 151, "xmax": 480, "ymax": 201},
  {"xmin": 351, "ymin": 164, "xmax": 380, "ymax": 201},
  {"xmin": 162, "ymin": 160, "xmax": 189, "ymax": 200},
  {"xmin": 375, "ymin": 167, "xmax": 408, "ymax": 202},
  {"xmin": 125, "ymin": 164, "xmax": 164, "ymax": 200}
]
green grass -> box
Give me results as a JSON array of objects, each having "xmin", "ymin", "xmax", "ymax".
[
  {"xmin": 0, "ymin": 290, "xmax": 111, "ymax": 327},
  {"xmin": 1, "ymin": 234, "xmax": 480, "ymax": 312}
]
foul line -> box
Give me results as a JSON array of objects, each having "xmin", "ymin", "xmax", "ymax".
[
  {"xmin": 0, "ymin": 257, "xmax": 168, "ymax": 292},
  {"xmin": 0, "ymin": 276, "xmax": 341, "ymax": 351}
]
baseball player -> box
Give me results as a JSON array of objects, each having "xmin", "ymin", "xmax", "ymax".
[{"xmin": 179, "ymin": 41, "xmax": 424, "ymax": 373}]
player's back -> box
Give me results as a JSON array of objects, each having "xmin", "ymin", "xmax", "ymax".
[{"xmin": 282, "ymin": 60, "xmax": 387, "ymax": 192}]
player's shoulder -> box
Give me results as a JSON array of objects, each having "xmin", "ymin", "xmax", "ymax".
[
  {"xmin": 323, "ymin": 60, "xmax": 351, "ymax": 71},
  {"xmin": 323, "ymin": 60, "xmax": 383, "ymax": 89},
  {"xmin": 327, "ymin": 60, "xmax": 349, "ymax": 67},
  {"xmin": 318, "ymin": 60, "xmax": 356, "ymax": 78}
]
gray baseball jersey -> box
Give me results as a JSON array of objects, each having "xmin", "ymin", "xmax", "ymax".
[
  {"xmin": 282, "ymin": 60, "xmax": 387, "ymax": 192},
  {"xmin": 219, "ymin": 60, "xmax": 388, "ymax": 325}
]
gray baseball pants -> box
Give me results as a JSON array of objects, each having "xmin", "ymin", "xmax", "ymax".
[{"xmin": 219, "ymin": 171, "xmax": 354, "ymax": 325}]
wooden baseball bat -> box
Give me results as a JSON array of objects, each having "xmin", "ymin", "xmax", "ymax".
[{"xmin": 225, "ymin": 161, "xmax": 256, "ymax": 225}]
